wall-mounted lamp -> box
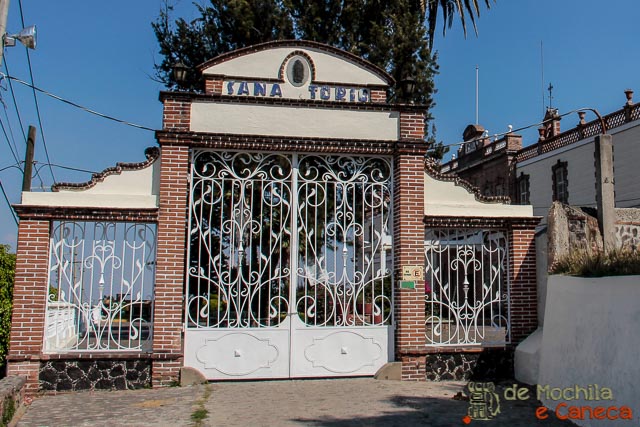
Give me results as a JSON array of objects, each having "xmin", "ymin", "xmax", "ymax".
[
  {"xmin": 399, "ymin": 76, "xmax": 416, "ymax": 102},
  {"xmin": 172, "ymin": 62, "xmax": 189, "ymax": 86},
  {"xmin": 4, "ymin": 25, "xmax": 37, "ymax": 49}
]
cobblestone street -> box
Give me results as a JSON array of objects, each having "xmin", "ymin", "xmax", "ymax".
[{"xmin": 16, "ymin": 379, "xmax": 577, "ymax": 427}]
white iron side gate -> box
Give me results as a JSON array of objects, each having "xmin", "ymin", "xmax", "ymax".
[
  {"xmin": 424, "ymin": 228, "xmax": 511, "ymax": 347},
  {"xmin": 183, "ymin": 150, "xmax": 394, "ymax": 379}
]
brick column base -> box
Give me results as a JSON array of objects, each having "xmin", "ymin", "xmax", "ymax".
[
  {"xmin": 401, "ymin": 356, "xmax": 426, "ymax": 381},
  {"xmin": 7, "ymin": 361, "xmax": 39, "ymax": 394},
  {"xmin": 152, "ymin": 359, "xmax": 183, "ymax": 387}
]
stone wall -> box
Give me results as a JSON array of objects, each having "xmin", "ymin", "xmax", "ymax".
[
  {"xmin": 423, "ymin": 349, "xmax": 514, "ymax": 381},
  {"xmin": 0, "ymin": 376, "xmax": 26, "ymax": 425},
  {"xmin": 615, "ymin": 208, "xmax": 640, "ymax": 250},
  {"xmin": 547, "ymin": 202, "xmax": 640, "ymax": 266},
  {"xmin": 39, "ymin": 359, "xmax": 151, "ymax": 392}
]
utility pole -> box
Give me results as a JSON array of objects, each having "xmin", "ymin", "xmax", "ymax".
[
  {"xmin": 0, "ymin": 0, "xmax": 10, "ymax": 66},
  {"xmin": 21, "ymin": 125, "xmax": 35, "ymax": 191}
]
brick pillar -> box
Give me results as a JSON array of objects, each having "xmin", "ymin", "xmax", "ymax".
[
  {"xmin": 205, "ymin": 78, "xmax": 224, "ymax": 95},
  {"xmin": 152, "ymin": 144, "xmax": 190, "ymax": 386},
  {"xmin": 509, "ymin": 226, "xmax": 538, "ymax": 344},
  {"xmin": 394, "ymin": 109, "xmax": 427, "ymax": 380},
  {"xmin": 370, "ymin": 89, "xmax": 387, "ymax": 103},
  {"xmin": 162, "ymin": 96, "xmax": 191, "ymax": 131},
  {"xmin": 7, "ymin": 220, "xmax": 50, "ymax": 393}
]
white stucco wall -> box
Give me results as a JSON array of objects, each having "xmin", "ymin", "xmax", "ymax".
[
  {"xmin": 423, "ymin": 173, "xmax": 533, "ymax": 217},
  {"xmin": 518, "ymin": 122, "xmax": 640, "ymax": 222},
  {"xmin": 21, "ymin": 160, "xmax": 160, "ymax": 209},
  {"xmin": 608, "ymin": 124, "xmax": 640, "ymax": 208},
  {"xmin": 202, "ymin": 47, "xmax": 388, "ymax": 87},
  {"xmin": 190, "ymin": 102, "xmax": 399, "ymax": 141},
  {"xmin": 518, "ymin": 142, "xmax": 596, "ymax": 220},
  {"xmin": 538, "ymin": 275, "xmax": 640, "ymax": 426}
]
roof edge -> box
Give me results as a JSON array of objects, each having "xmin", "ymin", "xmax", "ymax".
[
  {"xmin": 51, "ymin": 147, "xmax": 160, "ymax": 192},
  {"xmin": 424, "ymin": 158, "xmax": 512, "ymax": 205},
  {"xmin": 197, "ymin": 40, "xmax": 395, "ymax": 86}
]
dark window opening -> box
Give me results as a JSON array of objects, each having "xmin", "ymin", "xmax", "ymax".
[
  {"xmin": 552, "ymin": 160, "xmax": 568, "ymax": 204},
  {"xmin": 517, "ymin": 173, "xmax": 530, "ymax": 205},
  {"xmin": 292, "ymin": 60, "xmax": 305, "ymax": 84}
]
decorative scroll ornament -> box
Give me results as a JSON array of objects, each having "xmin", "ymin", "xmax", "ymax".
[
  {"xmin": 46, "ymin": 221, "xmax": 156, "ymax": 352},
  {"xmin": 186, "ymin": 151, "xmax": 393, "ymax": 330},
  {"xmin": 424, "ymin": 229, "xmax": 510, "ymax": 346}
]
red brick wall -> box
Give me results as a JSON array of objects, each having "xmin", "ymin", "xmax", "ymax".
[
  {"xmin": 6, "ymin": 220, "xmax": 50, "ymax": 393},
  {"xmin": 509, "ymin": 227, "xmax": 538, "ymax": 343},
  {"xmin": 152, "ymin": 145, "xmax": 190, "ymax": 386},
  {"xmin": 205, "ymin": 78, "xmax": 224, "ymax": 95},
  {"xmin": 370, "ymin": 89, "xmax": 387, "ymax": 103},
  {"xmin": 399, "ymin": 111, "xmax": 425, "ymax": 139},
  {"xmin": 394, "ymin": 109, "xmax": 427, "ymax": 380},
  {"xmin": 401, "ymin": 355, "xmax": 426, "ymax": 381},
  {"xmin": 162, "ymin": 98, "xmax": 191, "ymax": 131}
]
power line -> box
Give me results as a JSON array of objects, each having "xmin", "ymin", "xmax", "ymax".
[
  {"xmin": 33, "ymin": 161, "xmax": 98, "ymax": 175},
  {"xmin": 24, "ymin": 52, "xmax": 56, "ymax": 183},
  {"xmin": 3, "ymin": 56, "xmax": 27, "ymax": 142},
  {"xmin": 3, "ymin": 75, "xmax": 157, "ymax": 132},
  {"xmin": 0, "ymin": 115, "xmax": 20, "ymax": 166},
  {"xmin": 17, "ymin": 0, "xmax": 56, "ymax": 184},
  {"xmin": 0, "ymin": 163, "xmax": 20, "ymax": 173},
  {"xmin": 1, "ymin": 99, "xmax": 22, "ymax": 163},
  {"xmin": 442, "ymin": 107, "xmax": 604, "ymax": 149},
  {"xmin": 0, "ymin": 179, "xmax": 17, "ymax": 226},
  {"xmin": 2, "ymin": 58, "xmax": 48, "ymax": 187}
]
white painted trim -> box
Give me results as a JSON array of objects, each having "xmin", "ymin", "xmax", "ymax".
[
  {"xmin": 20, "ymin": 193, "xmax": 158, "ymax": 209},
  {"xmin": 190, "ymin": 102, "xmax": 400, "ymax": 140}
]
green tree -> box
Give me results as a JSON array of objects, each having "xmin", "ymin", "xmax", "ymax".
[
  {"xmin": 425, "ymin": 0, "xmax": 494, "ymax": 50},
  {"xmin": 425, "ymin": 123, "xmax": 450, "ymax": 161},
  {"xmin": 153, "ymin": 0, "xmax": 438, "ymax": 106},
  {"xmin": 152, "ymin": 0, "xmax": 294, "ymax": 90},
  {"xmin": 0, "ymin": 245, "xmax": 15, "ymax": 370}
]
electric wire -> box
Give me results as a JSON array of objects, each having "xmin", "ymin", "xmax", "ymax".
[
  {"xmin": 0, "ymin": 115, "xmax": 20, "ymax": 166},
  {"xmin": 33, "ymin": 161, "xmax": 98, "ymax": 175},
  {"xmin": 441, "ymin": 107, "xmax": 605, "ymax": 149},
  {"xmin": 3, "ymin": 57, "xmax": 48, "ymax": 187},
  {"xmin": 17, "ymin": 0, "xmax": 56, "ymax": 184},
  {"xmin": 3, "ymin": 56, "xmax": 27, "ymax": 141},
  {"xmin": 3, "ymin": 75, "xmax": 157, "ymax": 132},
  {"xmin": 0, "ymin": 179, "xmax": 18, "ymax": 226},
  {"xmin": 1, "ymin": 100, "xmax": 22, "ymax": 166},
  {"xmin": 0, "ymin": 163, "xmax": 20, "ymax": 173}
]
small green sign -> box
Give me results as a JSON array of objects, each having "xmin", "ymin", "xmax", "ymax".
[{"xmin": 400, "ymin": 281, "xmax": 415, "ymax": 289}]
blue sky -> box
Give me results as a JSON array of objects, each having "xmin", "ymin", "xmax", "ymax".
[{"xmin": 0, "ymin": 0, "xmax": 638, "ymax": 247}]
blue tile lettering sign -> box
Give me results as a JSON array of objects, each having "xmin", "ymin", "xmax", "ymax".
[{"xmin": 226, "ymin": 81, "xmax": 369, "ymax": 102}]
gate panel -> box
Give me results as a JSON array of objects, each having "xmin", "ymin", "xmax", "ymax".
[
  {"xmin": 184, "ymin": 150, "xmax": 393, "ymax": 379},
  {"xmin": 291, "ymin": 154, "xmax": 393, "ymax": 376},
  {"xmin": 424, "ymin": 229, "xmax": 510, "ymax": 346},
  {"xmin": 184, "ymin": 151, "xmax": 293, "ymax": 379}
]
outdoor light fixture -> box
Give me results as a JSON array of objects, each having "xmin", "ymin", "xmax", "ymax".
[
  {"xmin": 400, "ymin": 76, "xmax": 416, "ymax": 101},
  {"xmin": 4, "ymin": 25, "xmax": 37, "ymax": 49},
  {"xmin": 172, "ymin": 62, "xmax": 189, "ymax": 86}
]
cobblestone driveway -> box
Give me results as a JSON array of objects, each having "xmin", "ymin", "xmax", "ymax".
[{"xmin": 16, "ymin": 379, "xmax": 576, "ymax": 426}]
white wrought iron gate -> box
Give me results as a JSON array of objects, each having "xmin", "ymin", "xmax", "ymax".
[
  {"xmin": 424, "ymin": 229, "xmax": 510, "ymax": 347},
  {"xmin": 184, "ymin": 150, "xmax": 393, "ymax": 379}
]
